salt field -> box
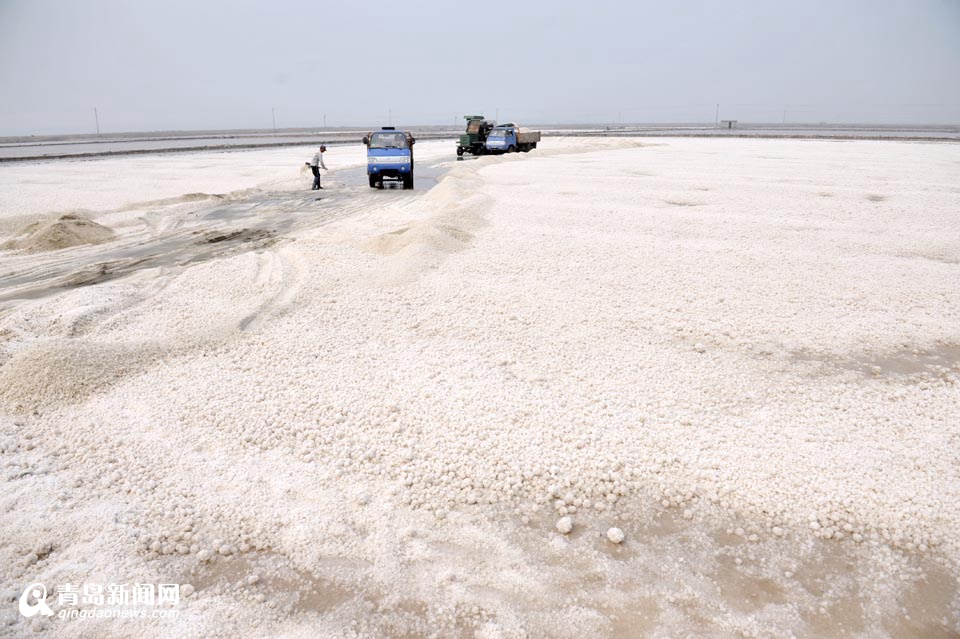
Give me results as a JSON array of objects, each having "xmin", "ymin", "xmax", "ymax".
[{"xmin": 1, "ymin": 137, "xmax": 959, "ymax": 638}]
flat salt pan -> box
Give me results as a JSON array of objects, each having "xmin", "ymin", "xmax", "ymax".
[{"xmin": 0, "ymin": 136, "xmax": 958, "ymax": 638}]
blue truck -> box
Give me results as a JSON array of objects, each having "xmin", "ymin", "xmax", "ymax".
[
  {"xmin": 484, "ymin": 123, "xmax": 541, "ymax": 154},
  {"xmin": 362, "ymin": 127, "xmax": 416, "ymax": 189}
]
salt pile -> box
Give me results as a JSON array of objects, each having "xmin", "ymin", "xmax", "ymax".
[
  {"xmin": 2, "ymin": 214, "xmax": 115, "ymax": 252},
  {"xmin": 0, "ymin": 137, "xmax": 957, "ymax": 638}
]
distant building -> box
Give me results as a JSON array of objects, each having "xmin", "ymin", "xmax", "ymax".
[{"xmin": 720, "ymin": 120, "xmax": 738, "ymax": 129}]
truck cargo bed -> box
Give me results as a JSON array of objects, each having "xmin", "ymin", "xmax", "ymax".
[{"xmin": 517, "ymin": 131, "xmax": 541, "ymax": 144}]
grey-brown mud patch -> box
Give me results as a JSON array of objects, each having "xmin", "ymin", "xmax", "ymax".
[
  {"xmin": 790, "ymin": 343, "xmax": 960, "ymax": 379},
  {"xmin": 196, "ymin": 228, "xmax": 275, "ymax": 245},
  {"xmin": 664, "ymin": 200, "xmax": 704, "ymax": 207},
  {"xmin": 182, "ymin": 553, "xmax": 355, "ymax": 615}
]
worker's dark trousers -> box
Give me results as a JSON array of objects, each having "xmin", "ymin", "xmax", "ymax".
[{"xmin": 311, "ymin": 166, "xmax": 321, "ymax": 190}]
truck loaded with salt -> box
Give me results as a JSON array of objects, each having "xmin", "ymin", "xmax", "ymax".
[{"xmin": 484, "ymin": 123, "xmax": 541, "ymax": 154}]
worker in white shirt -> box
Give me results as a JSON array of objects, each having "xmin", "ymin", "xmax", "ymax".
[{"xmin": 306, "ymin": 145, "xmax": 328, "ymax": 190}]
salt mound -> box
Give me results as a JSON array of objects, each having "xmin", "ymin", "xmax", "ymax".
[
  {"xmin": 2, "ymin": 214, "xmax": 115, "ymax": 252},
  {"xmin": 359, "ymin": 165, "xmax": 491, "ymax": 285},
  {"xmin": 364, "ymin": 220, "xmax": 473, "ymax": 257},
  {"xmin": 0, "ymin": 340, "xmax": 154, "ymax": 410}
]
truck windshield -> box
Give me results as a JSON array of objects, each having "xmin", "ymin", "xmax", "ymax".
[
  {"xmin": 489, "ymin": 129, "xmax": 511, "ymax": 138},
  {"xmin": 466, "ymin": 120, "xmax": 482, "ymax": 134},
  {"xmin": 369, "ymin": 132, "xmax": 407, "ymax": 149}
]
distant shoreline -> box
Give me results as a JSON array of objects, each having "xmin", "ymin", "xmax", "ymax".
[{"xmin": 1, "ymin": 124, "xmax": 957, "ymax": 163}]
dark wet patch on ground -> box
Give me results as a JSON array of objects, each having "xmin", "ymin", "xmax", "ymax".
[
  {"xmin": 895, "ymin": 250, "xmax": 959, "ymax": 265},
  {"xmin": 60, "ymin": 257, "xmax": 154, "ymax": 288},
  {"xmin": 196, "ymin": 228, "xmax": 275, "ymax": 245},
  {"xmin": 181, "ymin": 552, "xmax": 357, "ymax": 616},
  {"xmin": 790, "ymin": 343, "xmax": 960, "ymax": 379}
]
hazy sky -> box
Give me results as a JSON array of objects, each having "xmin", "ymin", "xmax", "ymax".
[{"xmin": 1, "ymin": 0, "xmax": 958, "ymax": 135}]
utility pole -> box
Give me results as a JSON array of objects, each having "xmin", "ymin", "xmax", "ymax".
[
  {"xmin": 715, "ymin": 103, "xmax": 719, "ymax": 127},
  {"xmin": 94, "ymin": 107, "xmax": 100, "ymax": 135},
  {"xmin": 323, "ymin": 113, "xmax": 327, "ymax": 129},
  {"xmin": 271, "ymin": 107, "xmax": 276, "ymax": 133},
  {"xmin": 389, "ymin": 108, "xmax": 392, "ymax": 125},
  {"xmin": 496, "ymin": 107, "xmax": 499, "ymax": 122}
]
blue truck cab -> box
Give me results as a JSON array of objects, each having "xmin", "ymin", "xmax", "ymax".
[
  {"xmin": 363, "ymin": 127, "xmax": 416, "ymax": 189},
  {"xmin": 484, "ymin": 126, "xmax": 516, "ymax": 153}
]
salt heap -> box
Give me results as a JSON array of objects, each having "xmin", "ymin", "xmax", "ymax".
[{"xmin": 2, "ymin": 213, "xmax": 115, "ymax": 252}]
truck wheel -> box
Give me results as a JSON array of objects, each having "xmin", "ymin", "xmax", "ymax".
[
  {"xmin": 368, "ymin": 174, "xmax": 378, "ymax": 188},
  {"xmin": 456, "ymin": 147, "xmax": 463, "ymax": 157},
  {"xmin": 402, "ymin": 174, "xmax": 414, "ymax": 190},
  {"xmin": 508, "ymin": 145, "xmax": 516, "ymax": 153}
]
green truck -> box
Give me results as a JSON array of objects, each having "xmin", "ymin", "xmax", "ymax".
[{"xmin": 456, "ymin": 115, "xmax": 496, "ymax": 157}]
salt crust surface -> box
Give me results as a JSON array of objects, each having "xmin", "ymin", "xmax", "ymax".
[
  {"xmin": 1, "ymin": 137, "xmax": 958, "ymax": 637},
  {"xmin": 0, "ymin": 144, "xmax": 360, "ymax": 220}
]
